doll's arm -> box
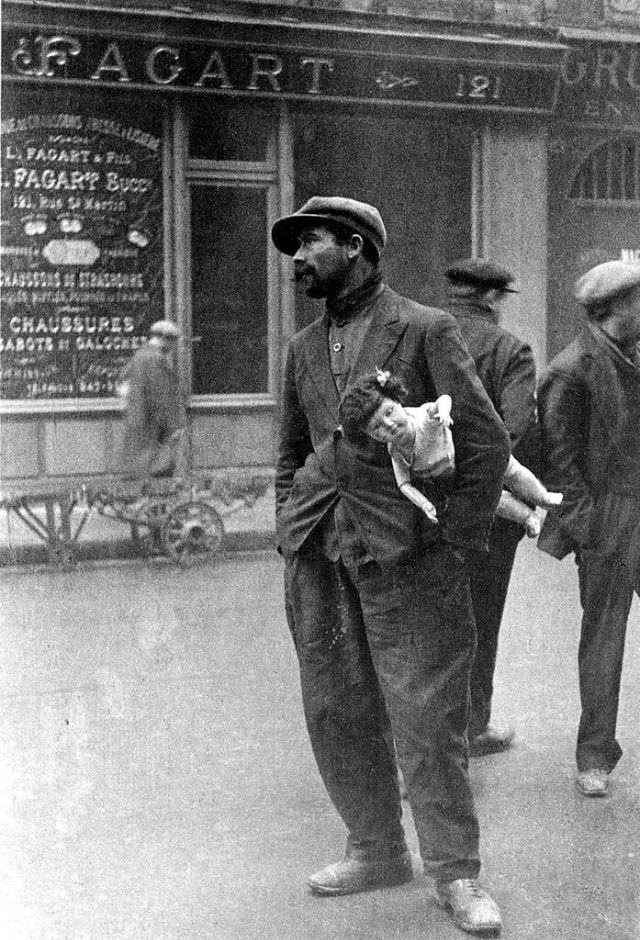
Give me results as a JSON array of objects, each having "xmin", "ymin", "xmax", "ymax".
[
  {"xmin": 391, "ymin": 452, "xmax": 438, "ymax": 523},
  {"xmin": 399, "ymin": 482, "xmax": 439, "ymax": 523},
  {"xmin": 425, "ymin": 394, "xmax": 453, "ymax": 427}
]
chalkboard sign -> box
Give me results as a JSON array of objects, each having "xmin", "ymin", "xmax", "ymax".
[{"xmin": 1, "ymin": 96, "xmax": 164, "ymax": 400}]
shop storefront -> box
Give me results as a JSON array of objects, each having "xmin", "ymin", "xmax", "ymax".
[
  {"xmin": 1, "ymin": 2, "xmax": 567, "ymax": 486},
  {"xmin": 549, "ymin": 32, "xmax": 640, "ymax": 357}
]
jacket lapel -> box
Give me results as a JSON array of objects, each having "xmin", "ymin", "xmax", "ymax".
[
  {"xmin": 350, "ymin": 289, "xmax": 408, "ymax": 382},
  {"xmin": 299, "ymin": 288, "xmax": 408, "ymax": 417}
]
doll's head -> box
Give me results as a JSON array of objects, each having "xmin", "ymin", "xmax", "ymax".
[{"xmin": 339, "ymin": 369, "xmax": 408, "ymax": 442}]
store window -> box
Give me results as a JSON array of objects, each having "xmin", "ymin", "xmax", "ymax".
[
  {"xmin": 570, "ymin": 136, "xmax": 640, "ymax": 203},
  {"xmin": 190, "ymin": 184, "xmax": 269, "ymax": 395},
  {"xmin": 185, "ymin": 99, "xmax": 280, "ymax": 399},
  {"xmin": 0, "ymin": 87, "xmax": 164, "ymax": 403},
  {"xmin": 190, "ymin": 99, "xmax": 274, "ymax": 163}
]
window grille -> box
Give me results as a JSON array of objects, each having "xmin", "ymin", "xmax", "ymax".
[{"xmin": 569, "ymin": 137, "xmax": 640, "ymax": 204}]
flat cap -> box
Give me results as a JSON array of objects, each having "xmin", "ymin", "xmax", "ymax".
[
  {"xmin": 574, "ymin": 260, "xmax": 640, "ymax": 307},
  {"xmin": 445, "ymin": 258, "xmax": 518, "ymax": 293},
  {"xmin": 271, "ymin": 196, "xmax": 387, "ymax": 260},
  {"xmin": 149, "ymin": 319, "xmax": 181, "ymax": 338}
]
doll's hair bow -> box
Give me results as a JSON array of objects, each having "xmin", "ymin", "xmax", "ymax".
[{"xmin": 375, "ymin": 367, "xmax": 390, "ymax": 388}]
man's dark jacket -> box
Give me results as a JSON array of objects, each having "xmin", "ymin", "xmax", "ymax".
[
  {"xmin": 447, "ymin": 297, "xmax": 539, "ymax": 537},
  {"xmin": 447, "ymin": 298, "xmax": 538, "ymax": 462},
  {"xmin": 537, "ymin": 322, "xmax": 640, "ymax": 560},
  {"xmin": 276, "ymin": 286, "xmax": 510, "ymax": 566}
]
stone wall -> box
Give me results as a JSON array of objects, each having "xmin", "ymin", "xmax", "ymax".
[{"xmin": 150, "ymin": 0, "xmax": 640, "ymax": 30}]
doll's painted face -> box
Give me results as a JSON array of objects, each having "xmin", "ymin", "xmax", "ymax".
[{"xmin": 366, "ymin": 397, "xmax": 413, "ymax": 447}]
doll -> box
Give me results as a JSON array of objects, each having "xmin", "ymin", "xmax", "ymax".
[{"xmin": 339, "ymin": 368, "xmax": 562, "ymax": 535}]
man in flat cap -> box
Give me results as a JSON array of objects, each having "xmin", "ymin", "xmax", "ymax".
[
  {"xmin": 537, "ymin": 260, "xmax": 640, "ymax": 797},
  {"xmin": 445, "ymin": 259, "xmax": 540, "ymax": 757},
  {"xmin": 120, "ymin": 319, "xmax": 187, "ymax": 478},
  {"xmin": 273, "ymin": 197, "xmax": 509, "ymax": 934}
]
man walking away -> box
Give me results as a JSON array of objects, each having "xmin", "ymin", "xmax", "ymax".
[
  {"xmin": 538, "ymin": 260, "xmax": 640, "ymax": 798},
  {"xmin": 445, "ymin": 259, "xmax": 540, "ymax": 757},
  {"xmin": 120, "ymin": 319, "xmax": 187, "ymax": 479}
]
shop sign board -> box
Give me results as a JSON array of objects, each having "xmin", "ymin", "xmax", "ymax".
[
  {"xmin": 1, "ymin": 28, "xmax": 559, "ymax": 114},
  {"xmin": 557, "ymin": 41, "xmax": 640, "ymax": 126},
  {"xmin": 0, "ymin": 107, "xmax": 164, "ymax": 400},
  {"xmin": 606, "ymin": 0, "xmax": 640, "ymax": 26}
]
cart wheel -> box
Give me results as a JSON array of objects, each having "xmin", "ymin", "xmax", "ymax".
[
  {"xmin": 134, "ymin": 499, "xmax": 171, "ymax": 556},
  {"xmin": 49, "ymin": 544, "xmax": 77, "ymax": 570},
  {"xmin": 161, "ymin": 501, "xmax": 224, "ymax": 565}
]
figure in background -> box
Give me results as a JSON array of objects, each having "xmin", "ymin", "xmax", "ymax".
[
  {"xmin": 338, "ymin": 368, "xmax": 561, "ymax": 535},
  {"xmin": 273, "ymin": 196, "xmax": 509, "ymax": 935},
  {"xmin": 119, "ymin": 319, "xmax": 187, "ymax": 479},
  {"xmin": 444, "ymin": 259, "xmax": 541, "ymax": 757},
  {"xmin": 538, "ymin": 260, "xmax": 640, "ymax": 798}
]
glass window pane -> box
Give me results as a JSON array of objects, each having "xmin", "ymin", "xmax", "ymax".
[
  {"xmin": 0, "ymin": 86, "xmax": 164, "ymax": 400},
  {"xmin": 189, "ymin": 100, "xmax": 274, "ymax": 162},
  {"xmin": 190, "ymin": 186, "xmax": 268, "ymax": 395}
]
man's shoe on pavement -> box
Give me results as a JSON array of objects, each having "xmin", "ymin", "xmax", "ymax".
[
  {"xmin": 436, "ymin": 878, "xmax": 502, "ymax": 935},
  {"xmin": 469, "ymin": 724, "xmax": 514, "ymax": 757},
  {"xmin": 576, "ymin": 768, "xmax": 609, "ymax": 797},
  {"xmin": 307, "ymin": 848, "xmax": 413, "ymax": 896}
]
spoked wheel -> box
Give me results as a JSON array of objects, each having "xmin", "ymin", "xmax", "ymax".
[
  {"xmin": 139, "ymin": 499, "xmax": 173, "ymax": 557},
  {"xmin": 160, "ymin": 501, "xmax": 224, "ymax": 565}
]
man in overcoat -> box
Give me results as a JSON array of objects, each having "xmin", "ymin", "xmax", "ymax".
[
  {"xmin": 272, "ymin": 196, "xmax": 509, "ymax": 935},
  {"xmin": 120, "ymin": 319, "xmax": 187, "ymax": 478},
  {"xmin": 445, "ymin": 259, "xmax": 539, "ymax": 756},
  {"xmin": 538, "ymin": 260, "xmax": 640, "ymax": 798}
]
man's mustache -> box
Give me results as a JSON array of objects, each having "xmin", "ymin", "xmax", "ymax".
[{"xmin": 293, "ymin": 265, "xmax": 315, "ymax": 282}]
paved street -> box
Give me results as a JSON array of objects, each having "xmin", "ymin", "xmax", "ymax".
[{"xmin": 0, "ymin": 541, "xmax": 638, "ymax": 939}]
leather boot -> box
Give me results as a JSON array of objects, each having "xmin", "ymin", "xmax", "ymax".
[
  {"xmin": 307, "ymin": 840, "xmax": 413, "ymax": 896},
  {"xmin": 469, "ymin": 724, "xmax": 514, "ymax": 757},
  {"xmin": 436, "ymin": 878, "xmax": 502, "ymax": 935}
]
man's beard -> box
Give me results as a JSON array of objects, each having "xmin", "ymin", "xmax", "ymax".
[
  {"xmin": 294, "ymin": 263, "xmax": 348, "ymax": 298},
  {"xmin": 304, "ymin": 279, "xmax": 328, "ymax": 298},
  {"xmin": 294, "ymin": 265, "xmax": 324, "ymax": 297}
]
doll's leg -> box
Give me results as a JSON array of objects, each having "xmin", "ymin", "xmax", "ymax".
[
  {"xmin": 504, "ymin": 456, "xmax": 563, "ymax": 509},
  {"xmin": 497, "ymin": 490, "xmax": 541, "ymax": 538}
]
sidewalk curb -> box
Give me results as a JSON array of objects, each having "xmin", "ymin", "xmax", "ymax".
[{"xmin": 0, "ymin": 529, "xmax": 276, "ymax": 568}]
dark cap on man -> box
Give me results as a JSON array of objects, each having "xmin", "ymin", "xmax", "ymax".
[
  {"xmin": 445, "ymin": 259, "xmax": 518, "ymax": 294},
  {"xmin": 574, "ymin": 260, "xmax": 640, "ymax": 308},
  {"xmin": 271, "ymin": 196, "xmax": 387, "ymax": 261}
]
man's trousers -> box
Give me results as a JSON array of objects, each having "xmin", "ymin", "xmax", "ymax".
[
  {"xmin": 576, "ymin": 547, "xmax": 635, "ymax": 773},
  {"xmin": 467, "ymin": 520, "xmax": 522, "ymax": 736},
  {"xmin": 284, "ymin": 539, "xmax": 481, "ymax": 884}
]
